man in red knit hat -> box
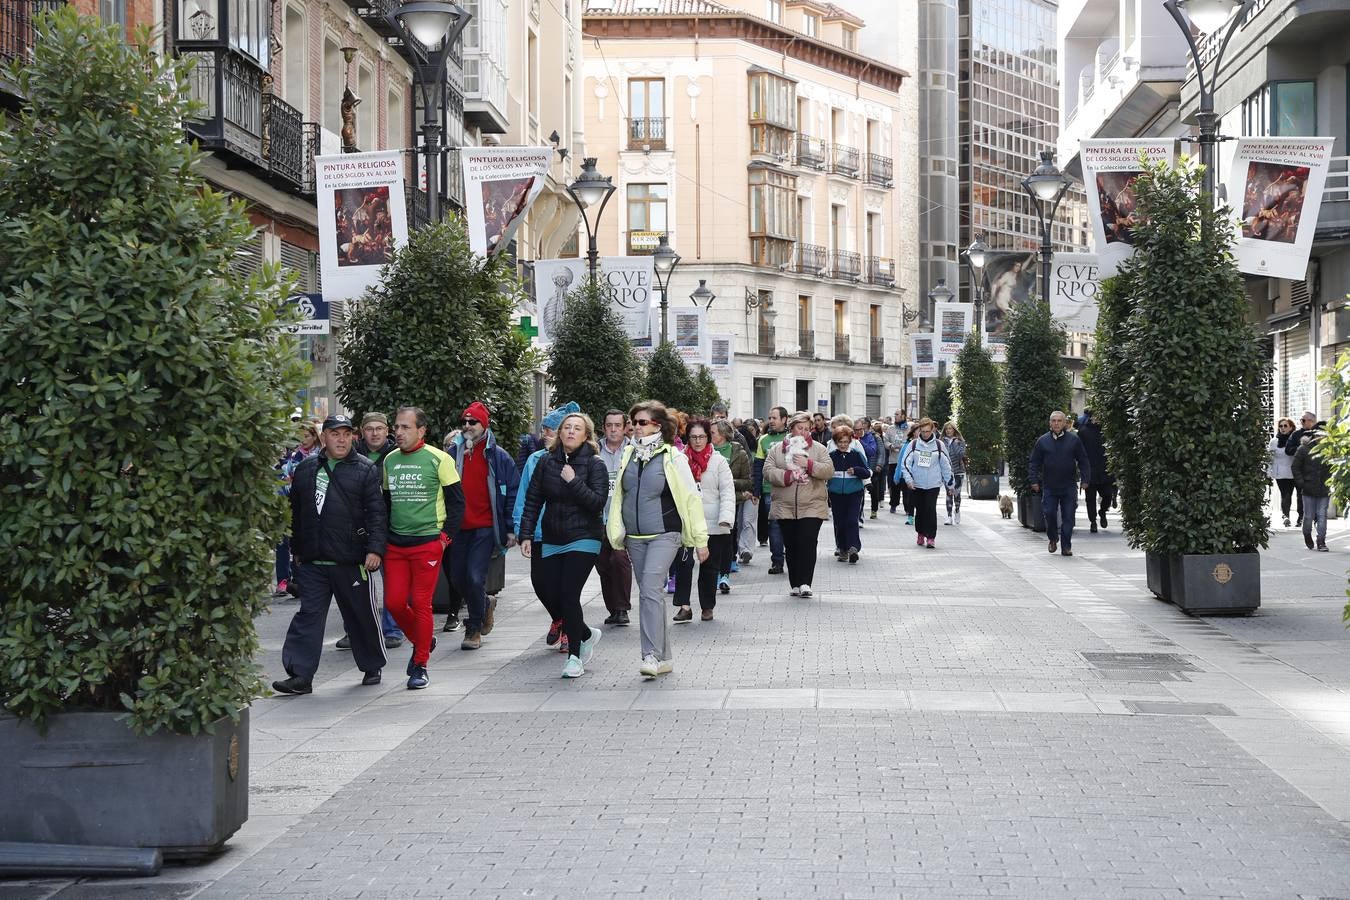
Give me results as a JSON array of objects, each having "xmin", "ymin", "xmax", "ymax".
[{"xmin": 445, "ymin": 401, "xmax": 520, "ymax": 649}]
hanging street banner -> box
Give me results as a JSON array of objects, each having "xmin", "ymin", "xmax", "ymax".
[
  {"xmin": 1081, "ymin": 139, "xmax": 1175, "ymax": 277},
  {"xmin": 708, "ymin": 332, "xmax": 735, "ymax": 392},
  {"xmin": 983, "ymin": 251, "xmax": 1037, "ymax": 363},
  {"xmin": 1050, "ymin": 253, "xmax": 1101, "ymax": 333},
  {"xmin": 910, "ymin": 333, "xmax": 939, "ymax": 378},
  {"xmin": 1227, "ymin": 137, "xmax": 1336, "ymax": 281},
  {"xmin": 289, "ymin": 293, "xmax": 330, "ymax": 335},
  {"xmin": 315, "ymin": 150, "xmax": 408, "ymax": 301},
  {"xmin": 932, "ymin": 301, "xmax": 972, "ymax": 358},
  {"xmin": 532, "ymin": 256, "xmax": 655, "ymax": 343},
  {"xmin": 670, "ymin": 306, "xmax": 710, "ymax": 368},
  {"xmin": 461, "ymin": 146, "xmax": 552, "ymax": 257}
]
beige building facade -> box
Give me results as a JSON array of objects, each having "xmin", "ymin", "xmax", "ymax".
[{"xmin": 581, "ymin": 0, "xmax": 918, "ymax": 420}]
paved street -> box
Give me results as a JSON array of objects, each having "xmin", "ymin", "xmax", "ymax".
[{"xmin": 8, "ymin": 493, "xmax": 1350, "ymax": 899}]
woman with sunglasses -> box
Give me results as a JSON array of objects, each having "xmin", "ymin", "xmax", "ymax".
[
  {"xmin": 1268, "ymin": 417, "xmax": 1298, "ymax": 527},
  {"xmin": 607, "ymin": 401, "xmax": 708, "ymax": 678},
  {"xmin": 518, "ymin": 412, "xmax": 608, "ymax": 678}
]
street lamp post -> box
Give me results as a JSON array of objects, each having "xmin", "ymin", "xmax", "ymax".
[
  {"xmin": 925, "ymin": 278, "xmax": 954, "ymax": 379},
  {"xmin": 690, "ymin": 280, "xmax": 716, "ymax": 310},
  {"xmin": 1021, "ymin": 150, "xmax": 1072, "ymax": 304},
  {"xmin": 565, "ymin": 157, "xmax": 617, "ymax": 282},
  {"xmin": 1163, "ymin": 0, "xmax": 1256, "ymax": 199},
  {"xmin": 963, "ymin": 237, "xmax": 989, "ymax": 347},
  {"xmin": 390, "ymin": 1, "xmax": 472, "ymax": 226},
  {"xmin": 651, "ymin": 234, "xmax": 681, "ymax": 344}
]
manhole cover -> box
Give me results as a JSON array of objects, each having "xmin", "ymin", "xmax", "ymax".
[
  {"xmin": 1096, "ymin": 669, "xmax": 1191, "ymax": 682},
  {"xmin": 1122, "ymin": 700, "xmax": 1235, "ymax": 716},
  {"xmin": 1082, "ymin": 652, "xmax": 1200, "ymax": 672}
]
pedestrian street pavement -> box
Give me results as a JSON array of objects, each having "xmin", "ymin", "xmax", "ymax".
[{"xmin": 8, "ymin": 492, "xmax": 1350, "ymax": 899}]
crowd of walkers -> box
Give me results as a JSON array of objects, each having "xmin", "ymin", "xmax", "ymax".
[{"xmin": 269, "ymin": 398, "xmax": 1331, "ymax": 694}]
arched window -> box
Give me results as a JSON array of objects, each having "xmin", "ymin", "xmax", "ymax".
[
  {"xmin": 322, "ymin": 37, "xmax": 343, "ymax": 136},
  {"xmin": 283, "ymin": 4, "xmax": 305, "ymax": 111},
  {"xmin": 358, "ymin": 65, "xmax": 375, "ymax": 151}
]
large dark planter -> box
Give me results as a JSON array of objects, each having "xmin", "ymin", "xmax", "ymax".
[
  {"xmin": 967, "ymin": 474, "xmax": 999, "ymax": 500},
  {"xmin": 1145, "ymin": 550, "xmax": 1171, "ymax": 601},
  {"xmin": 1167, "ymin": 552, "xmax": 1260, "ymax": 616},
  {"xmin": 0, "ymin": 709, "xmax": 248, "ymax": 861},
  {"xmin": 1016, "ymin": 494, "xmax": 1046, "ymax": 532}
]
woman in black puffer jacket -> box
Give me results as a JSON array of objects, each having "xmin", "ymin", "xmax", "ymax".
[{"xmin": 518, "ymin": 412, "xmax": 610, "ymax": 678}]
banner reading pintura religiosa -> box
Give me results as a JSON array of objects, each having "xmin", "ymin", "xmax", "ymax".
[
  {"xmin": 315, "ymin": 150, "xmax": 408, "ymax": 301},
  {"xmin": 1081, "ymin": 138, "xmax": 1174, "ymax": 277},
  {"xmin": 1226, "ymin": 137, "xmax": 1336, "ymax": 281},
  {"xmin": 461, "ymin": 146, "xmax": 552, "ymax": 258}
]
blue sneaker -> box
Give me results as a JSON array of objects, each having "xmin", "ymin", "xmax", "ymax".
[
  {"xmin": 406, "ymin": 666, "xmax": 429, "ymax": 690},
  {"xmin": 729, "ymin": 561, "xmax": 740, "ymax": 573},
  {"xmin": 717, "ymin": 575, "xmax": 731, "ymax": 594},
  {"xmin": 561, "ymin": 655, "xmax": 584, "ymax": 678},
  {"xmin": 579, "ymin": 625, "xmax": 602, "ymax": 664}
]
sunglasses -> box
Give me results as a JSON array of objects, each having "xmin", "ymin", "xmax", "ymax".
[
  {"xmin": 461, "ymin": 418, "xmax": 479, "ymax": 426},
  {"xmin": 633, "ymin": 418, "xmax": 654, "ymax": 426}
]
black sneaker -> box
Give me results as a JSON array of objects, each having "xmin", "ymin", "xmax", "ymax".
[
  {"xmin": 603, "ymin": 613, "xmax": 620, "ymax": 625},
  {"xmin": 615, "ymin": 610, "xmax": 630, "ymax": 625},
  {"xmin": 442, "ymin": 615, "xmax": 460, "ymax": 633},
  {"xmin": 767, "ymin": 563, "xmax": 784, "ymax": 575},
  {"xmin": 738, "ymin": 551, "xmax": 752, "ymax": 565},
  {"xmin": 272, "ymin": 676, "xmax": 312, "ymax": 695},
  {"xmin": 407, "ymin": 666, "xmax": 429, "ymax": 690},
  {"xmin": 848, "ymin": 549, "xmax": 859, "ymax": 564},
  {"xmin": 361, "ymin": 670, "xmax": 381, "ymax": 686},
  {"xmin": 1305, "ymin": 532, "xmax": 1315, "ymax": 549},
  {"xmin": 1090, "ymin": 523, "xmax": 1098, "ymax": 534},
  {"xmin": 335, "ymin": 634, "xmax": 351, "ymax": 651}
]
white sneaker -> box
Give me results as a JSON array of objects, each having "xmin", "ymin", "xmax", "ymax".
[
  {"xmin": 579, "ymin": 625, "xmax": 602, "ymax": 664},
  {"xmin": 800, "ymin": 585, "xmax": 813, "ymax": 598},
  {"xmin": 944, "ymin": 515, "xmax": 953, "ymax": 525},
  {"xmin": 954, "ymin": 510, "xmax": 961, "ymax": 525},
  {"xmin": 561, "ymin": 655, "xmax": 584, "ymax": 678},
  {"xmin": 639, "ymin": 655, "xmax": 673, "ymax": 677},
  {"xmin": 790, "ymin": 586, "xmax": 802, "ymax": 597}
]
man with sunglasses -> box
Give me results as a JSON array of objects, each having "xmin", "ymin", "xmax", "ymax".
[{"xmin": 445, "ymin": 401, "xmax": 520, "ymax": 650}]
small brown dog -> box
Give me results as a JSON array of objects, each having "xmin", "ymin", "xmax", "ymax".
[{"xmin": 998, "ymin": 495, "xmax": 1014, "ymax": 518}]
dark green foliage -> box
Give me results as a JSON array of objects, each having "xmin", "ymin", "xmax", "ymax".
[
  {"xmin": 954, "ymin": 335, "xmax": 1003, "ymax": 475},
  {"xmin": 1313, "ymin": 343, "xmax": 1350, "ymax": 624},
  {"xmin": 1093, "ymin": 159, "xmax": 1269, "ymax": 556},
  {"xmin": 925, "ymin": 374, "xmax": 953, "ymax": 428},
  {"xmin": 643, "ymin": 342, "xmax": 702, "ymax": 413},
  {"xmin": 1002, "ymin": 301, "xmax": 1071, "ymax": 495},
  {"xmin": 692, "ymin": 366, "xmax": 724, "ymax": 414},
  {"xmin": 546, "ymin": 277, "xmax": 643, "ymax": 424},
  {"xmin": 1086, "ymin": 272, "xmax": 1143, "ymax": 538},
  {"xmin": 338, "ymin": 219, "xmax": 539, "ymax": 446},
  {"xmin": 0, "ymin": 10, "xmax": 305, "ymax": 734}
]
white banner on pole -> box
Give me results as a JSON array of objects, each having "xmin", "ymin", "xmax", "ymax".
[
  {"xmin": 1228, "ymin": 137, "xmax": 1336, "ymax": 281},
  {"xmin": 1081, "ymin": 139, "xmax": 1175, "ymax": 277},
  {"xmin": 911, "ymin": 333, "xmax": 939, "ymax": 378},
  {"xmin": 708, "ymin": 332, "xmax": 735, "ymax": 391},
  {"xmin": 315, "ymin": 150, "xmax": 408, "ymax": 301},
  {"xmin": 461, "ymin": 146, "xmax": 552, "ymax": 257},
  {"xmin": 669, "ymin": 306, "xmax": 710, "ymax": 367},
  {"xmin": 932, "ymin": 301, "xmax": 972, "ymax": 358},
  {"xmin": 532, "ymin": 256, "xmax": 656, "ymax": 344},
  {"xmin": 1050, "ymin": 253, "xmax": 1101, "ymax": 333}
]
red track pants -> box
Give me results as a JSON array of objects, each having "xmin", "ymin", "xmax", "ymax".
[{"xmin": 383, "ymin": 538, "xmax": 445, "ymax": 666}]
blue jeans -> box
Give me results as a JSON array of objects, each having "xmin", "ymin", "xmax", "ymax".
[
  {"xmin": 762, "ymin": 493, "xmax": 784, "ymax": 565},
  {"xmin": 449, "ymin": 527, "xmax": 497, "ymax": 633},
  {"xmin": 1304, "ymin": 495, "xmax": 1330, "ymax": 544},
  {"xmin": 1042, "ymin": 489, "xmax": 1077, "ymax": 550}
]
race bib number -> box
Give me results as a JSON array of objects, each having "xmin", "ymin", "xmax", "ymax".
[{"xmin": 917, "ymin": 451, "xmax": 934, "ymax": 468}]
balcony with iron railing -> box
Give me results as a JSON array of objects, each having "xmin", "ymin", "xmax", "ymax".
[
  {"xmin": 831, "ymin": 249, "xmax": 862, "ymax": 280},
  {"xmin": 866, "ymin": 256, "xmax": 895, "ymax": 286},
  {"xmin": 869, "ymin": 336, "xmax": 884, "ymax": 365},
  {"xmin": 1, "ymin": 1, "xmax": 62, "ymax": 89},
  {"xmin": 794, "ymin": 133, "xmax": 828, "ymax": 169},
  {"xmin": 834, "ymin": 333, "xmax": 851, "ymax": 362},
  {"xmin": 866, "ymin": 153, "xmax": 892, "ymax": 187},
  {"xmin": 830, "ymin": 143, "xmax": 860, "ymax": 177},
  {"xmin": 789, "ymin": 242, "xmax": 827, "ymax": 275},
  {"xmin": 262, "ymin": 91, "xmax": 305, "ymax": 190},
  {"xmin": 798, "ymin": 329, "xmax": 815, "ymax": 357},
  {"xmin": 183, "ymin": 48, "xmax": 264, "ymax": 166},
  {"xmin": 757, "ymin": 323, "xmax": 776, "ymax": 356},
  {"xmin": 628, "ymin": 117, "xmax": 667, "ymax": 151}
]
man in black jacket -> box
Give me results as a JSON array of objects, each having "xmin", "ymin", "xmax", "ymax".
[
  {"xmin": 274, "ymin": 415, "xmax": 389, "ymax": 695},
  {"xmin": 1076, "ymin": 411, "xmax": 1115, "ymax": 533},
  {"xmin": 1029, "ymin": 411, "xmax": 1091, "ymax": 557}
]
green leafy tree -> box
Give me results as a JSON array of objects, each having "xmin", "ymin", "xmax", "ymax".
[
  {"xmin": 643, "ymin": 341, "xmax": 702, "ymax": 413},
  {"xmin": 0, "ymin": 10, "xmax": 305, "ymax": 734},
  {"xmin": 1002, "ymin": 300, "xmax": 1071, "ymax": 495},
  {"xmin": 953, "ymin": 335, "xmax": 1003, "ymax": 476},
  {"xmin": 339, "ymin": 220, "xmax": 539, "ymax": 448},
  {"xmin": 1314, "ymin": 336, "xmax": 1350, "ymax": 623},
  {"xmin": 1086, "ymin": 271, "xmax": 1143, "ymax": 537},
  {"xmin": 925, "ymin": 374, "xmax": 953, "ymax": 427},
  {"xmin": 546, "ymin": 276, "xmax": 642, "ymax": 423},
  {"xmin": 692, "ymin": 366, "xmax": 724, "ymax": 414},
  {"xmin": 1110, "ymin": 158, "xmax": 1269, "ymax": 556}
]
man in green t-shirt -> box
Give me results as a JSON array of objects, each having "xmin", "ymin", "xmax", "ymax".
[
  {"xmin": 756, "ymin": 405, "xmax": 787, "ymax": 574},
  {"xmin": 382, "ymin": 406, "xmax": 464, "ymax": 690}
]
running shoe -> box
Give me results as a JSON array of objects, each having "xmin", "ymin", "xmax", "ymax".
[{"xmin": 561, "ymin": 655, "xmax": 584, "ymax": 678}]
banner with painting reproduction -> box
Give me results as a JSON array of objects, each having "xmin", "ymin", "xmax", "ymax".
[
  {"xmin": 910, "ymin": 333, "xmax": 938, "ymax": 378},
  {"xmin": 1227, "ymin": 137, "xmax": 1336, "ymax": 281},
  {"xmin": 461, "ymin": 146, "xmax": 552, "ymax": 257},
  {"xmin": 982, "ymin": 251, "xmax": 1037, "ymax": 362},
  {"xmin": 315, "ymin": 150, "xmax": 408, "ymax": 301},
  {"xmin": 1080, "ymin": 139, "xmax": 1175, "ymax": 277}
]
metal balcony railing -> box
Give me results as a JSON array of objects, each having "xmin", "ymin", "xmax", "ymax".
[
  {"xmin": 869, "ymin": 337, "xmax": 884, "ymax": 365},
  {"xmin": 263, "ymin": 92, "xmax": 305, "ymax": 188},
  {"xmin": 301, "ymin": 121, "xmax": 320, "ymax": 194},
  {"xmin": 831, "ymin": 143, "xmax": 860, "ymax": 177},
  {"xmin": 834, "ymin": 334, "xmax": 851, "ymax": 362},
  {"xmin": 866, "ymin": 153, "xmax": 892, "ymax": 186},
  {"xmin": 1, "ymin": 1, "xmax": 61, "ymax": 72},
  {"xmin": 790, "ymin": 242, "xmax": 827, "ymax": 275},
  {"xmin": 407, "ymin": 184, "xmax": 429, "ymax": 232},
  {"xmin": 794, "ymin": 133, "xmax": 828, "ymax": 169},
  {"xmin": 628, "ymin": 117, "xmax": 667, "ymax": 150},
  {"xmin": 831, "ymin": 249, "xmax": 862, "ymax": 280},
  {"xmin": 798, "ymin": 329, "xmax": 815, "ymax": 357},
  {"xmin": 758, "ymin": 324, "xmax": 776, "ymax": 356},
  {"xmin": 866, "ymin": 256, "xmax": 895, "ymax": 286}
]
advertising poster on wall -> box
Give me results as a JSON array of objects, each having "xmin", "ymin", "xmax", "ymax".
[
  {"xmin": 1226, "ymin": 137, "xmax": 1336, "ymax": 281},
  {"xmin": 315, "ymin": 150, "xmax": 408, "ymax": 301},
  {"xmin": 461, "ymin": 146, "xmax": 552, "ymax": 257},
  {"xmin": 910, "ymin": 333, "xmax": 938, "ymax": 378},
  {"xmin": 932, "ymin": 301, "xmax": 972, "ymax": 358},
  {"xmin": 1050, "ymin": 253, "xmax": 1101, "ymax": 333},
  {"xmin": 532, "ymin": 257, "xmax": 656, "ymax": 343},
  {"xmin": 1080, "ymin": 139, "xmax": 1175, "ymax": 276}
]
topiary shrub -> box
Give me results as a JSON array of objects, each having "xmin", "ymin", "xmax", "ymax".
[
  {"xmin": 643, "ymin": 341, "xmax": 702, "ymax": 413},
  {"xmin": 1313, "ymin": 340, "xmax": 1350, "ymax": 624},
  {"xmin": 692, "ymin": 366, "xmax": 724, "ymax": 414},
  {"xmin": 925, "ymin": 374, "xmax": 953, "ymax": 428},
  {"xmin": 1085, "ymin": 271, "xmax": 1143, "ymax": 538},
  {"xmin": 1002, "ymin": 300, "xmax": 1071, "ymax": 496},
  {"xmin": 338, "ymin": 218, "xmax": 539, "ymax": 445},
  {"xmin": 546, "ymin": 275, "xmax": 643, "ymax": 424},
  {"xmin": 953, "ymin": 334, "xmax": 1003, "ymax": 476},
  {"xmin": 0, "ymin": 10, "xmax": 305, "ymax": 735}
]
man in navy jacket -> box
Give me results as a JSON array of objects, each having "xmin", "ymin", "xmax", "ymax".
[{"xmin": 1029, "ymin": 410, "xmax": 1091, "ymax": 557}]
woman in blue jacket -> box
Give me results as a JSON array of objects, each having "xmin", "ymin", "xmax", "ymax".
[
  {"xmin": 901, "ymin": 418, "xmax": 954, "ymax": 549},
  {"xmin": 828, "ymin": 425, "xmax": 871, "ymax": 563}
]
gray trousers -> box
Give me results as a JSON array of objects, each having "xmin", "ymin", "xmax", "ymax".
[
  {"xmin": 626, "ymin": 532, "xmax": 681, "ymax": 661},
  {"xmin": 736, "ymin": 499, "xmax": 757, "ymax": 559}
]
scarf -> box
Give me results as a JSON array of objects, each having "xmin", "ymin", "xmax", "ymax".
[
  {"xmin": 686, "ymin": 441, "xmax": 714, "ymax": 482},
  {"xmin": 633, "ymin": 432, "xmax": 663, "ymax": 463},
  {"xmin": 1277, "ymin": 431, "xmax": 1290, "ymax": 448},
  {"xmin": 714, "ymin": 442, "xmax": 733, "ymax": 461}
]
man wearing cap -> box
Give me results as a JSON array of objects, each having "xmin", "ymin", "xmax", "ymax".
[
  {"xmin": 273, "ymin": 415, "xmax": 388, "ymax": 695},
  {"xmin": 445, "ymin": 401, "xmax": 520, "ymax": 650}
]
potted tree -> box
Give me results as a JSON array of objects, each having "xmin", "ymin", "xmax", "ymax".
[
  {"xmin": 0, "ymin": 10, "xmax": 303, "ymax": 857},
  {"xmin": 954, "ymin": 333, "xmax": 1003, "ymax": 499},
  {"xmin": 1002, "ymin": 300, "xmax": 1070, "ymax": 531},
  {"xmin": 1094, "ymin": 159, "xmax": 1269, "ymax": 614},
  {"xmin": 924, "ymin": 373, "xmax": 953, "ymax": 428},
  {"xmin": 546, "ymin": 276, "xmax": 643, "ymax": 423}
]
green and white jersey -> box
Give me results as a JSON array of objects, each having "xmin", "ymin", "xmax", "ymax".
[{"xmin": 383, "ymin": 444, "xmax": 460, "ymax": 539}]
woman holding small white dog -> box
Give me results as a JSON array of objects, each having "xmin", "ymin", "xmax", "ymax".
[{"xmin": 763, "ymin": 412, "xmax": 834, "ymax": 597}]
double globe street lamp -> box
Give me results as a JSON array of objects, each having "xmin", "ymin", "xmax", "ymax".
[{"xmin": 1021, "ymin": 150, "xmax": 1072, "ymax": 305}]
